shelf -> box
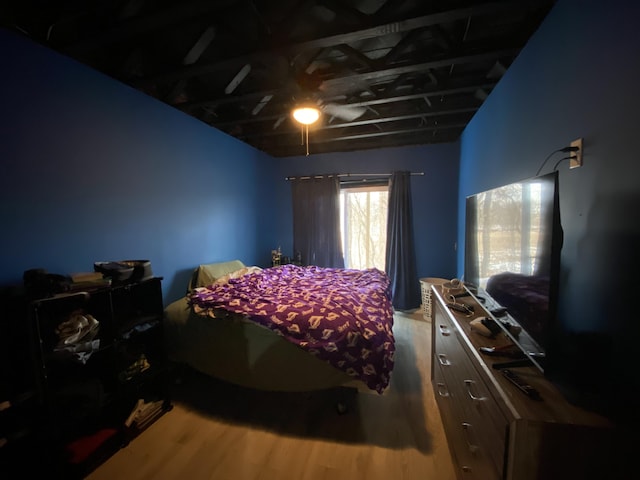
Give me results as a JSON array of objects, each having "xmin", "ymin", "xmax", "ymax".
[
  {"xmin": 119, "ymin": 316, "xmax": 161, "ymax": 339},
  {"xmin": 28, "ymin": 277, "xmax": 171, "ymax": 477}
]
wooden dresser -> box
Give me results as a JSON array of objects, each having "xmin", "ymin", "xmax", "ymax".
[{"xmin": 430, "ymin": 285, "xmax": 618, "ymax": 480}]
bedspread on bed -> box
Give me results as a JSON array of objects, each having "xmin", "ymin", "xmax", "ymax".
[{"xmin": 188, "ymin": 265, "xmax": 395, "ymax": 393}]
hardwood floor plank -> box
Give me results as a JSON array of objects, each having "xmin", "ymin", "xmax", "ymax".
[{"xmin": 87, "ymin": 311, "xmax": 455, "ymax": 480}]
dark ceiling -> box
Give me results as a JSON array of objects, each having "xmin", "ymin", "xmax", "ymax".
[{"xmin": 3, "ymin": 0, "xmax": 556, "ymax": 157}]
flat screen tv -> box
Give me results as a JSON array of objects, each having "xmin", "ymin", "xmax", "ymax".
[{"xmin": 464, "ymin": 171, "xmax": 562, "ymax": 373}]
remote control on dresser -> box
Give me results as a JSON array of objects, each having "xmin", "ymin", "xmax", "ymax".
[{"xmin": 501, "ymin": 369, "xmax": 542, "ymax": 400}]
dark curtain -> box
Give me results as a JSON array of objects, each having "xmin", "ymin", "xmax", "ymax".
[
  {"xmin": 385, "ymin": 171, "xmax": 420, "ymax": 310},
  {"xmin": 291, "ymin": 175, "xmax": 345, "ymax": 268}
]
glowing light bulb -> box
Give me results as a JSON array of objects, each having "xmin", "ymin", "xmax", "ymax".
[{"xmin": 292, "ymin": 107, "xmax": 320, "ymax": 125}]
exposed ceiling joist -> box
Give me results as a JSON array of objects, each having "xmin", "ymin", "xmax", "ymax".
[
  {"xmin": 138, "ymin": 2, "xmax": 543, "ymax": 85},
  {"xmin": 4, "ymin": 0, "xmax": 556, "ymax": 157}
]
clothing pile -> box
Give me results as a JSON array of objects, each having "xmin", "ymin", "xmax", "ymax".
[{"xmin": 54, "ymin": 312, "xmax": 100, "ymax": 364}]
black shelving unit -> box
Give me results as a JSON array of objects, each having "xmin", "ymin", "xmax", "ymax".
[
  {"xmin": 29, "ymin": 277, "xmax": 172, "ymax": 478},
  {"xmin": 0, "ymin": 286, "xmax": 40, "ymax": 476}
]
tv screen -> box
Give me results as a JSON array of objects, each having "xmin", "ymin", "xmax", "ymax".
[{"xmin": 464, "ymin": 171, "xmax": 562, "ymax": 372}]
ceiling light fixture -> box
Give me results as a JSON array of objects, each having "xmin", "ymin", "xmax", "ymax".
[
  {"xmin": 292, "ymin": 105, "xmax": 321, "ymax": 156},
  {"xmin": 292, "ymin": 106, "xmax": 320, "ymax": 125}
]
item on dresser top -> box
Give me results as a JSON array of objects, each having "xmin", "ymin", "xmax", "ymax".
[
  {"xmin": 470, "ymin": 317, "xmax": 502, "ymax": 337},
  {"xmin": 489, "ymin": 306, "xmax": 508, "ymax": 317},
  {"xmin": 442, "ymin": 278, "xmax": 464, "ymax": 297},
  {"xmin": 463, "ymin": 281, "xmax": 478, "ymax": 295},
  {"xmin": 470, "ymin": 316, "xmax": 523, "ymax": 339},
  {"xmin": 446, "ymin": 300, "xmax": 474, "ymax": 316},
  {"xmin": 501, "ymin": 369, "xmax": 542, "ymax": 400},
  {"xmin": 500, "ymin": 320, "xmax": 522, "ymax": 337},
  {"xmin": 479, "ymin": 344, "xmax": 525, "ymax": 358}
]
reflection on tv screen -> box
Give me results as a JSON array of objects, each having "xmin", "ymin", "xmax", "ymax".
[{"xmin": 465, "ymin": 172, "xmax": 561, "ymax": 359}]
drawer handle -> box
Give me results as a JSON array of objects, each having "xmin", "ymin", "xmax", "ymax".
[
  {"xmin": 436, "ymin": 382, "xmax": 450, "ymax": 397},
  {"xmin": 437, "ymin": 353, "xmax": 451, "ymax": 366},
  {"xmin": 438, "ymin": 324, "xmax": 451, "ymax": 336},
  {"xmin": 462, "ymin": 422, "xmax": 479, "ymax": 454},
  {"xmin": 464, "ymin": 379, "xmax": 486, "ymax": 401}
]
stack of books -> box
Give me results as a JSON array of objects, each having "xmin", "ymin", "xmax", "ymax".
[
  {"xmin": 68, "ymin": 272, "xmax": 111, "ymax": 291},
  {"xmin": 124, "ymin": 398, "xmax": 165, "ymax": 431}
]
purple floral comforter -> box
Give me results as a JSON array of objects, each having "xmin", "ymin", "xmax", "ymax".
[{"xmin": 188, "ymin": 264, "xmax": 395, "ymax": 393}]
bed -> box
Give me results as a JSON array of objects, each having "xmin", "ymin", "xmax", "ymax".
[{"xmin": 163, "ymin": 260, "xmax": 395, "ymax": 394}]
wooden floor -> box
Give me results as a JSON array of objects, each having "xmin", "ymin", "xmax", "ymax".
[{"xmin": 87, "ymin": 310, "xmax": 456, "ymax": 480}]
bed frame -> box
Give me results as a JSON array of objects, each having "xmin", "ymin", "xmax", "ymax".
[{"xmin": 163, "ymin": 261, "xmax": 363, "ymax": 397}]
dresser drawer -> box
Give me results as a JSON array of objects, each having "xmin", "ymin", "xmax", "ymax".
[
  {"xmin": 433, "ymin": 303, "xmax": 509, "ymax": 477},
  {"xmin": 446, "ymin": 348, "xmax": 509, "ymax": 434},
  {"xmin": 442, "ymin": 374, "xmax": 506, "ymax": 476},
  {"xmin": 431, "ymin": 286, "xmax": 614, "ymax": 480},
  {"xmin": 434, "ymin": 362, "xmax": 500, "ymax": 480},
  {"xmin": 434, "ymin": 304, "xmax": 510, "ymax": 434}
]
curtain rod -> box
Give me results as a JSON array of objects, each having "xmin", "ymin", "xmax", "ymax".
[{"xmin": 285, "ymin": 172, "xmax": 424, "ymax": 180}]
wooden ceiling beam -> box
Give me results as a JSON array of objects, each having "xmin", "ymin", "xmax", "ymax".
[
  {"xmin": 333, "ymin": 44, "xmax": 376, "ymax": 70},
  {"xmin": 62, "ymin": 0, "xmax": 237, "ymax": 55},
  {"xmin": 344, "ymin": 82, "xmax": 496, "ymax": 107},
  {"xmin": 139, "ymin": 2, "xmax": 548, "ymax": 85},
  {"xmin": 176, "ymin": 59, "xmax": 499, "ymax": 111},
  {"xmin": 202, "ymin": 82, "xmax": 496, "ymax": 128},
  {"xmin": 232, "ymin": 107, "xmax": 475, "ymax": 139},
  {"xmin": 320, "ymin": 48, "xmax": 519, "ymax": 89},
  {"xmin": 382, "ymin": 27, "xmax": 429, "ymax": 65},
  {"xmin": 321, "ymin": 108, "xmax": 477, "ymax": 130},
  {"xmin": 254, "ymin": 123, "xmax": 465, "ymax": 154},
  {"xmin": 256, "ymin": 123, "xmax": 464, "ymax": 155},
  {"xmin": 317, "ymin": 123, "xmax": 467, "ymax": 142},
  {"xmin": 204, "ymin": 81, "xmax": 494, "ymax": 128},
  {"xmin": 318, "ymin": 0, "xmax": 371, "ymax": 25},
  {"xmin": 262, "ymin": 0, "xmax": 317, "ymax": 45},
  {"xmin": 7, "ymin": 0, "xmax": 556, "ymax": 158}
]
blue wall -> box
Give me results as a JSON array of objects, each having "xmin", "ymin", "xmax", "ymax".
[
  {"xmin": 0, "ymin": 27, "xmax": 458, "ymax": 307},
  {"xmin": 3, "ymin": 0, "xmax": 634, "ymax": 418},
  {"xmin": 0, "ymin": 29, "xmax": 280, "ymax": 303},
  {"xmin": 274, "ymin": 143, "xmax": 460, "ymax": 282},
  {"xmin": 459, "ymin": 0, "xmax": 640, "ymax": 418}
]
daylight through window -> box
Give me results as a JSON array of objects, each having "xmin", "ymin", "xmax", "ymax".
[{"xmin": 340, "ymin": 185, "xmax": 388, "ymax": 270}]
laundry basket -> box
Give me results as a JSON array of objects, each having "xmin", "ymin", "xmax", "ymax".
[{"xmin": 420, "ymin": 277, "xmax": 448, "ymax": 320}]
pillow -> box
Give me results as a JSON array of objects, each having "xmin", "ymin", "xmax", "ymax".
[
  {"xmin": 214, "ymin": 266, "xmax": 262, "ymax": 285},
  {"xmin": 190, "ymin": 260, "xmax": 246, "ymax": 289}
]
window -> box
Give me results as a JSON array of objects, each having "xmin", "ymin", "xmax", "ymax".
[{"xmin": 340, "ymin": 184, "xmax": 388, "ymax": 270}]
